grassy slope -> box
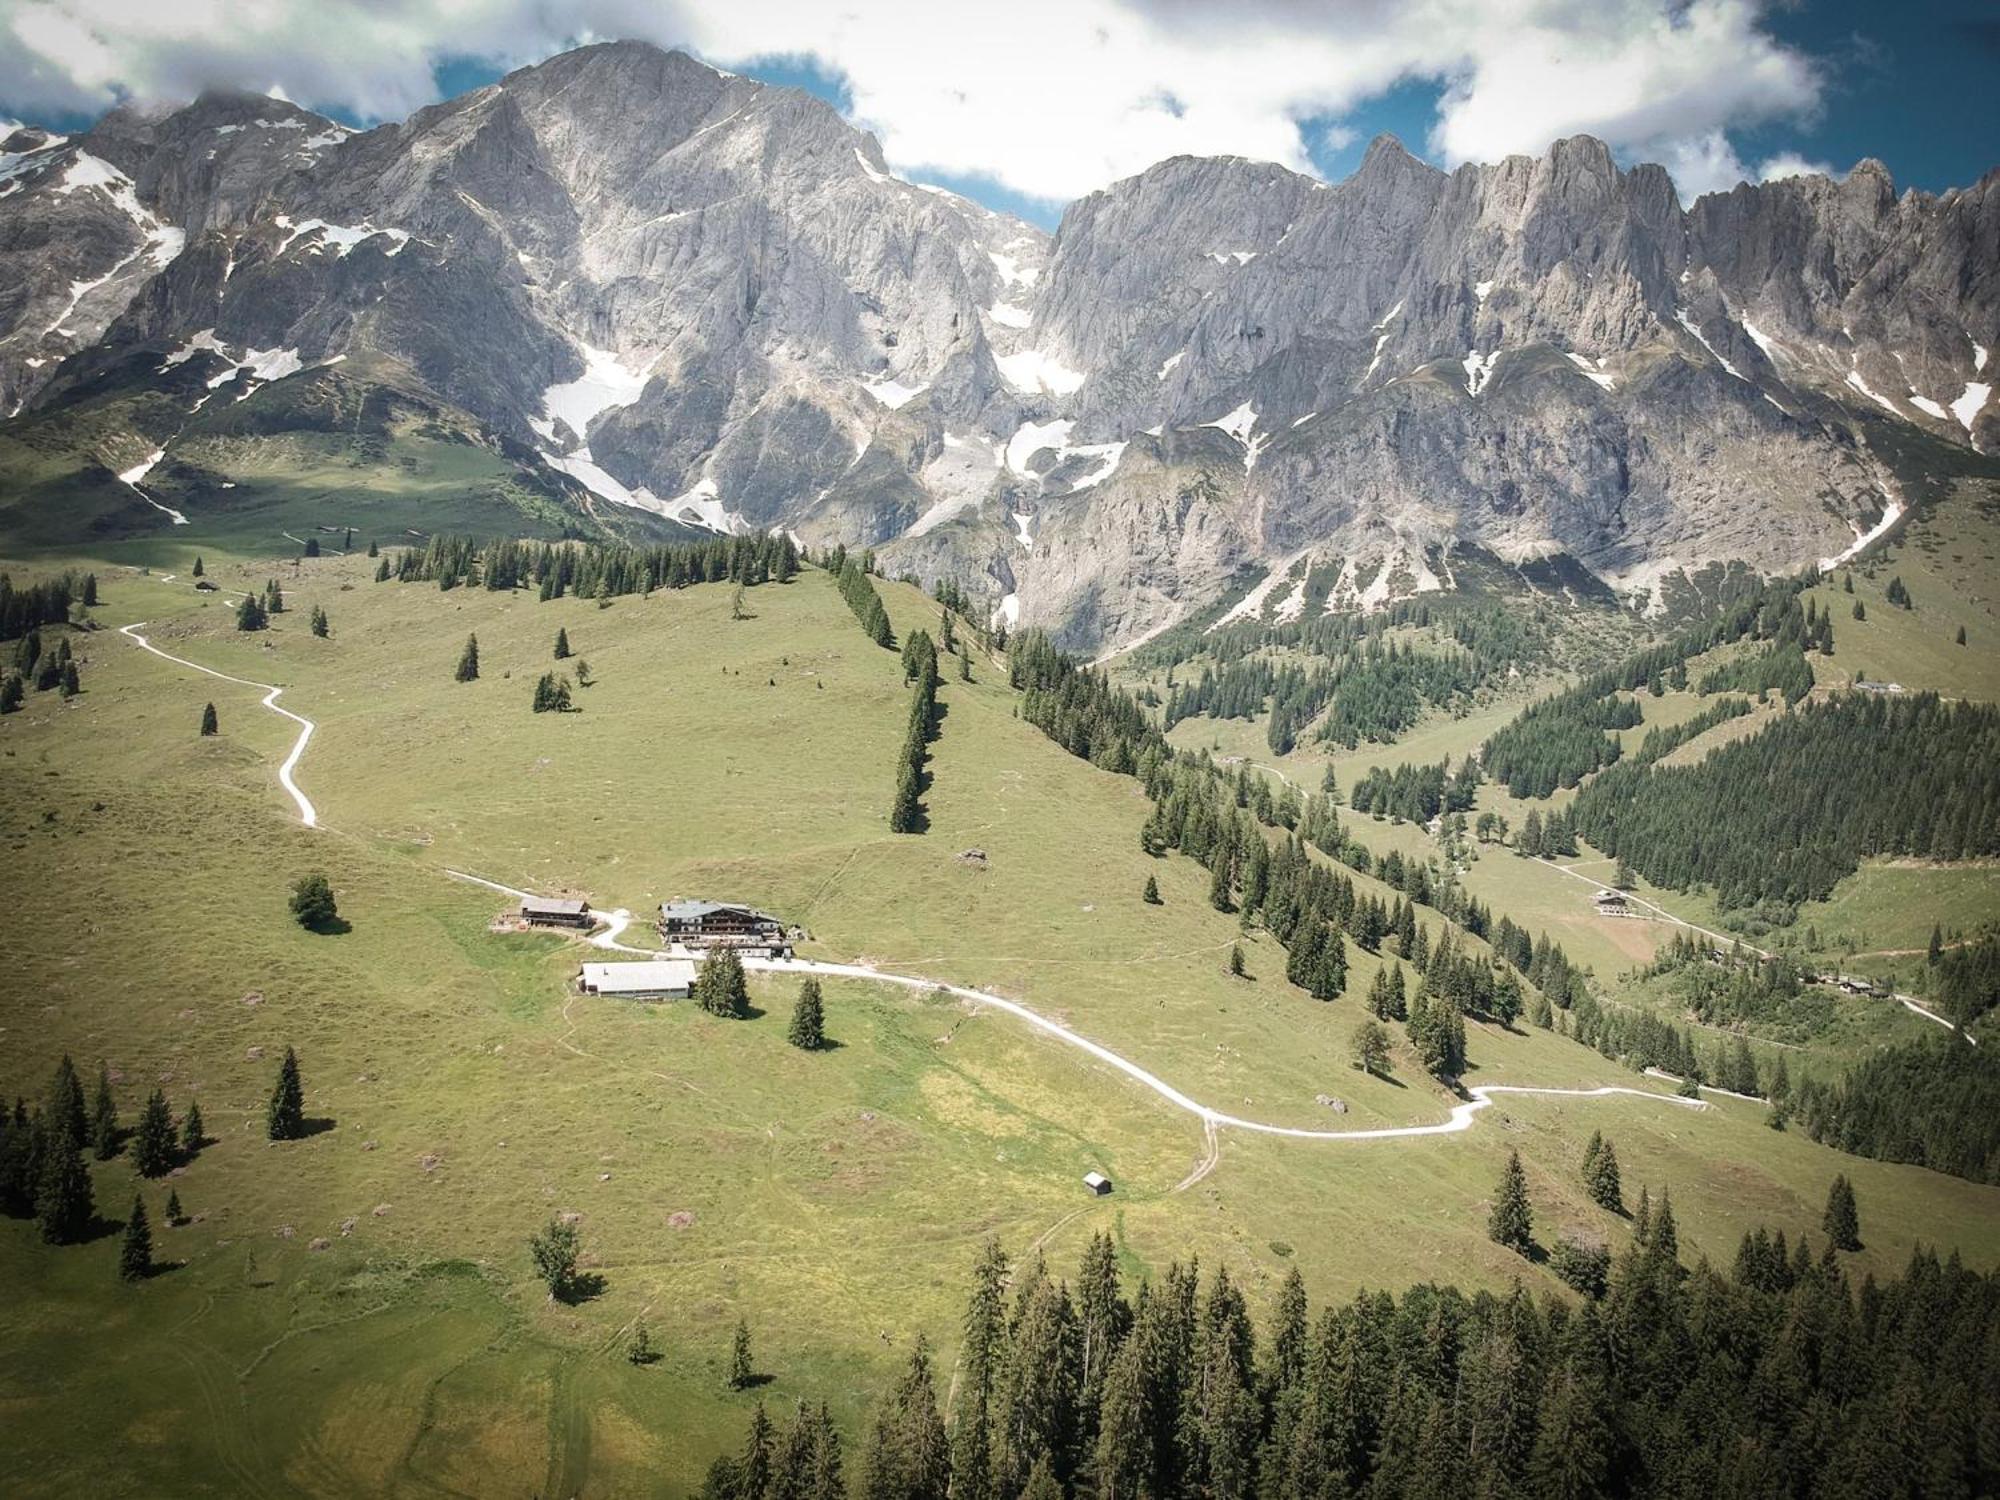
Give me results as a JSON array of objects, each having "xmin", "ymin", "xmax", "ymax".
[{"xmin": 1, "ymin": 547, "xmax": 1995, "ymax": 1496}]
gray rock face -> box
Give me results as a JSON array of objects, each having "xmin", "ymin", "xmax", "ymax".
[{"xmin": 2, "ymin": 42, "xmax": 1995, "ymax": 649}]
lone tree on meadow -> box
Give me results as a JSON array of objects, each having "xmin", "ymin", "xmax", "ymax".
[
  {"xmin": 1353, "ymin": 1019, "xmax": 1390, "ymax": 1077},
  {"xmin": 181, "ymin": 1101, "xmax": 204, "ymax": 1157},
  {"xmin": 165, "ymin": 1189, "xmax": 183, "ymax": 1226},
  {"xmin": 788, "ymin": 978, "xmax": 827, "ymax": 1050},
  {"xmin": 119, "ymin": 1196, "xmax": 153, "ymax": 1281},
  {"xmin": 289, "ymin": 871, "xmax": 338, "ymax": 930},
  {"xmin": 553, "ymin": 627, "xmax": 572, "ymax": 660},
  {"xmin": 200, "ymin": 701, "xmax": 218, "ymax": 736},
  {"xmin": 696, "ymin": 949, "xmax": 750, "ymax": 1019},
  {"xmin": 309, "ymin": 604, "xmax": 329, "ymax": 638},
  {"xmin": 1582, "ymin": 1131, "xmax": 1623, "ymax": 1213},
  {"xmin": 132, "ymin": 1089, "xmax": 177, "ymax": 1177},
  {"xmin": 1824, "ymin": 1174, "xmax": 1862, "ymax": 1251},
  {"xmin": 729, "ymin": 1317, "xmax": 755, "ymax": 1389},
  {"xmin": 455, "ymin": 634, "xmax": 480, "ymax": 683},
  {"xmin": 1142, "ymin": 875, "xmax": 1162, "ymax": 905},
  {"xmin": 1488, "ymin": 1149, "xmax": 1534, "ymax": 1255},
  {"xmin": 192, "ymin": 555, "xmax": 205, "ymax": 578},
  {"xmin": 267, "ymin": 1047, "xmax": 306, "ymax": 1141},
  {"xmin": 529, "ymin": 1217, "xmax": 582, "ymax": 1301}
]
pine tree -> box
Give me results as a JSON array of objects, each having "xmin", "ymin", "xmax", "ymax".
[
  {"xmin": 1582, "ymin": 1132, "xmax": 1622, "ymax": 1212},
  {"xmin": 304, "ymin": 537, "xmax": 320, "ymax": 558},
  {"xmin": 192, "ymin": 555, "xmax": 205, "ymax": 578},
  {"xmin": 132, "ymin": 1089, "xmax": 177, "ymax": 1176},
  {"xmin": 1852, "ymin": 600, "xmax": 1866, "ymax": 621},
  {"xmin": 181, "ymin": 1101, "xmax": 204, "ymax": 1156},
  {"xmin": 366, "ymin": 539, "xmax": 379, "ymax": 558},
  {"xmin": 374, "ymin": 556, "xmax": 390, "ymax": 582},
  {"xmin": 200, "ymin": 701, "xmax": 218, "ymax": 735},
  {"xmin": 1229, "ymin": 943, "xmax": 1245, "ymax": 977},
  {"xmin": 1956, "ymin": 624, "xmax": 1968, "ymax": 646},
  {"xmin": 47, "ymin": 1054, "xmax": 87, "ymax": 1150},
  {"xmin": 235, "ymin": 591, "xmax": 268, "ymax": 631},
  {"xmin": 1824, "ymin": 1173, "xmax": 1861, "ymax": 1251},
  {"xmin": 0, "ymin": 674, "xmax": 22, "ymax": 714},
  {"xmin": 1487, "ymin": 1149, "xmax": 1533, "ymax": 1254},
  {"xmin": 1142, "ymin": 874, "xmax": 1162, "ymax": 905},
  {"xmin": 119, "ymin": 1195, "xmax": 153, "ymax": 1281},
  {"xmin": 35, "ymin": 1131, "xmax": 94, "ymax": 1244},
  {"xmin": 788, "ymin": 978, "xmax": 827, "ymax": 1050},
  {"xmin": 165, "ymin": 1188, "xmax": 183, "ymax": 1225},
  {"xmin": 60, "ymin": 660, "xmax": 78, "ymax": 697},
  {"xmin": 629, "ymin": 1322, "xmax": 657, "ymax": 1366},
  {"xmin": 730, "ymin": 1316, "xmax": 755, "ymax": 1389},
  {"xmin": 89, "ymin": 1064, "xmax": 118, "ymax": 1161},
  {"xmin": 553, "ymin": 627, "xmax": 571, "ymax": 660},
  {"xmin": 455, "ymin": 634, "xmax": 479, "ymax": 683},
  {"xmin": 1929, "ymin": 924, "xmax": 1944, "ymax": 964},
  {"xmin": 863, "ymin": 1337, "xmax": 951, "ymax": 1500},
  {"xmin": 697, "ymin": 949, "xmax": 750, "ymax": 1019},
  {"xmin": 309, "ymin": 604, "xmax": 329, "ymax": 638},
  {"xmin": 267, "ymin": 1046, "xmax": 305, "ymax": 1140},
  {"xmin": 532, "ymin": 672, "xmax": 572, "ymax": 712}
]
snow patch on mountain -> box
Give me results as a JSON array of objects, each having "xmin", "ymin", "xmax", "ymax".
[
  {"xmin": 863, "ymin": 375, "xmax": 928, "ymax": 409},
  {"xmin": 274, "ymin": 215, "xmax": 410, "ymax": 257},
  {"xmin": 988, "ymin": 247, "xmax": 1040, "ymax": 290},
  {"xmin": 533, "ymin": 345, "xmax": 654, "ymax": 443},
  {"xmin": 1844, "ymin": 368, "xmax": 1900, "ymax": 416},
  {"xmin": 1951, "ymin": 381, "xmax": 1991, "ymax": 435},
  {"xmin": 1674, "ymin": 310, "xmax": 1745, "ymax": 380},
  {"xmin": 1818, "ymin": 498, "xmax": 1905, "ymax": 571},
  {"xmin": 986, "ymin": 301, "xmax": 1033, "ymax": 329},
  {"xmin": 1565, "ymin": 352, "xmax": 1616, "ymax": 391},
  {"xmin": 1203, "ymin": 402, "xmax": 1265, "ymax": 467},
  {"xmin": 1908, "ymin": 393, "xmax": 1948, "ymax": 421},
  {"xmin": 1462, "ymin": 352, "xmax": 1495, "ymax": 396},
  {"xmin": 995, "ymin": 348, "xmax": 1085, "ymax": 396}
]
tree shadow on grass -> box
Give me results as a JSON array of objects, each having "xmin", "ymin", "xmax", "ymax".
[
  {"xmin": 733, "ymin": 1372, "xmax": 776, "ymax": 1390},
  {"xmin": 302, "ymin": 916, "xmax": 352, "ymax": 936},
  {"xmin": 556, "ymin": 1271, "xmax": 607, "ymax": 1305},
  {"xmin": 294, "ymin": 1116, "xmax": 338, "ymax": 1139}
]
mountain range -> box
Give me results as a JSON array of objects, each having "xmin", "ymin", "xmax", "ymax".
[{"xmin": 2, "ymin": 40, "xmax": 1995, "ymax": 648}]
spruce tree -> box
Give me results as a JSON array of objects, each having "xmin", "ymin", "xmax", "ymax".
[
  {"xmin": 1487, "ymin": 1149, "xmax": 1533, "ymax": 1254},
  {"xmin": 788, "ymin": 978, "xmax": 827, "ymax": 1050},
  {"xmin": 60, "ymin": 660, "xmax": 79, "ymax": 697},
  {"xmin": 192, "ymin": 555, "xmax": 205, "ymax": 578},
  {"xmin": 455, "ymin": 634, "xmax": 479, "ymax": 683},
  {"xmin": 132, "ymin": 1089, "xmax": 177, "ymax": 1176},
  {"xmin": 367, "ymin": 539, "xmax": 379, "ymax": 558},
  {"xmin": 374, "ymin": 556, "xmax": 390, "ymax": 582},
  {"xmin": 730, "ymin": 1316, "xmax": 755, "ymax": 1389},
  {"xmin": 1353, "ymin": 1019, "xmax": 1390, "ymax": 1076},
  {"xmin": 1928, "ymin": 924, "xmax": 1944, "ymax": 964},
  {"xmin": 697, "ymin": 948, "xmax": 750, "ymax": 1019},
  {"xmin": 553, "ymin": 627, "xmax": 571, "ymax": 660},
  {"xmin": 47, "ymin": 1054, "xmax": 87, "ymax": 1150},
  {"xmin": 181, "ymin": 1101, "xmax": 204, "ymax": 1157},
  {"xmin": 1823, "ymin": 1174, "xmax": 1861, "ymax": 1251},
  {"xmin": 165, "ymin": 1188, "xmax": 183, "ymax": 1225},
  {"xmin": 89, "ymin": 1064, "xmax": 118, "ymax": 1160},
  {"xmin": 200, "ymin": 701, "xmax": 219, "ymax": 735},
  {"xmin": 0, "ymin": 674, "xmax": 21, "ymax": 714},
  {"xmin": 304, "ymin": 537, "xmax": 320, "ymax": 558},
  {"xmin": 629, "ymin": 1322, "xmax": 657, "ymax": 1366},
  {"xmin": 309, "ymin": 604, "xmax": 329, "ymax": 638},
  {"xmin": 267, "ymin": 1046, "xmax": 305, "ymax": 1140},
  {"xmin": 1142, "ymin": 874, "xmax": 1161, "ymax": 905},
  {"xmin": 35, "ymin": 1132, "xmax": 94, "ymax": 1245},
  {"xmin": 1229, "ymin": 943, "xmax": 1245, "ymax": 978},
  {"xmin": 1582, "ymin": 1132, "xmax": 1622, "ymax": 1212},
  {"xmin": 119, "ymin": 1195, "xmax": 152, "ymax": 1281},
  {"xmin": 235, "ymin": 591, "xmax": 267, "ymax": 631}
]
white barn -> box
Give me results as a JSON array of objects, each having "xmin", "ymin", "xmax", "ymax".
[{"xmin": 578, "ymin": 960, "xmax": 698, "ymax": 1000}]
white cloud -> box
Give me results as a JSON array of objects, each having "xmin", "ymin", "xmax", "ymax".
[
  {"xmin": 3, "ymin": 0, "xmax": 1825, "ymax": 206},
  {"xmin": 1755, "ymin": 151, "xmax": 1838, "ymax": 184}
]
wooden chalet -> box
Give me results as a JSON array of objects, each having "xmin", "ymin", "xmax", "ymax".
[
  {"xmin": 658, "ymin": 899, "xmax": 788, "ymax": 952},
  {"xmin": 522, "ymin": 896, "xmax": 592, "ymax": 929}
]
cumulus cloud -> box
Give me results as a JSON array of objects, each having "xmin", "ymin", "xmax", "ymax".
[{"xmin": 2, "ymin": 0, "xmax": 1825, "ymax": 205}]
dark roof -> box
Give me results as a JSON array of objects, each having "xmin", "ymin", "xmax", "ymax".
[
  {"xmin": 523, "ymin": 896, "xmax": 590, "ymax": 916},
  {"xmin": 659, "ymin": 899, "xmax": 778, "ymax": 922}
]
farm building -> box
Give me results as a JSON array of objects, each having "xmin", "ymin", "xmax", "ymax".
[
  {"xmin": 523, "ymin": 896, "xmax": 592, "ymax": 929},
  {"xmin": 658, "ymin": 899, "xmax": 788, "ymax": 952},
  {"xmin": 1593, "ymin": 889, "xmax": 1629, "ymax": 914},
  {"xmin": 1083, "ymin": 1171, "xmax": 1113, "ymax": 1196},
  {"xmin": 578, "ymin": 960, "xmax": 698, "ymax": 1000}
]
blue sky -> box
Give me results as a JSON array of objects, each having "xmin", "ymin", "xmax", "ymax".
[{"xmin": 7, "ymin": 1, "xmax": 1995, "ymax": 229}]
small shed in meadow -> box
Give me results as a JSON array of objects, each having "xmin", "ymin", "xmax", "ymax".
[{"xmin": 1083, "ymin": 1171, "xmax": 1113, "ymax": 1196}]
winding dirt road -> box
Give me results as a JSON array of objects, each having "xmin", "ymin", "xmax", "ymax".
[{"xmin": 120, "ymin": 621, "xmax": 319, "ymax": 826}]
